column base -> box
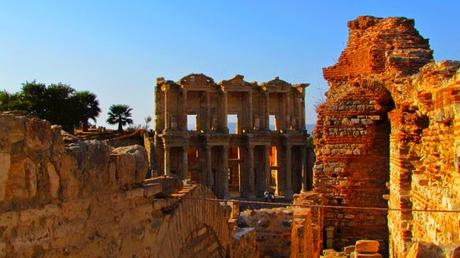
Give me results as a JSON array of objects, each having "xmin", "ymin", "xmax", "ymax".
[
  {"xmin": 240, "ymin": 192, "xmax": 257, "ymax": 200},
  {"xmin": 284, "ymin": 190, "xmax": 294, "ymax": 200}
]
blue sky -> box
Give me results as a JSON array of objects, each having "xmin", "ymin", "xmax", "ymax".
[{"xmin": 1, "ymin": 1, "xmax": 459, "ymax": 129}]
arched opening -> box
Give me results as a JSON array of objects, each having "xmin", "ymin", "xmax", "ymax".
[{"xmin": 178, "ymin": 225, "xmax": 225, "ymax": 258}]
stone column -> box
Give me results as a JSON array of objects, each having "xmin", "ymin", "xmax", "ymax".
[
  {"xmin": 181, "ymin": 146, "xmax": 189, "ymax": 179},
  {"xmin": 206, "ymin": 146, "xmax": 213, "ymax": 188},
  {"xmin": 264, "ymin": 92, "xmax": 270, "ymax": 130},
  {"xmin": 264, "ymin": 145, "xmax": 271, "ymax": 192},
  {"xmin": 248, "ymin": 145, "xmax": 256, "ymax": 198},
  {"xmin": 301, "ymin": 146, "xmax": 307, "ymax": 192},
  {"xmin": 222, "ymin": 146, "xmax": 229, "ymax": 198},
  {"xmin": 280, "ymin": 93, "xmax": 287, "ymax": 130},
  {"xmin": 164, "ymin": 144, "xmax": 170, "ymax": 176},
  {"xmin": 206, "ymin": 91, "xmax": 211, "ymax": 131},
  {"xmin": 223, "ymin": 91, "xmax": 228, "ymax": 132},
  {"xmin": 247, "ymin": 91, "xmax": 253, "ymax": 131},
  {"xmin": 276, "ymin": 144, "xmax": 286, "ymax": 196},
  {"xmin": 286, "ymin": 92, "xmax": 291, "ymax": 130},
  {"xmin": 164, "ymin": 87, "xmax": 170, "ymax": 131},
  {"xmin": 181, "ymin": 89, "xmax": 187, "ymax": 130},
  {"xmin": 285, "ymin": 144, "xmax": 293, "ymax": 198},
  {"xmin": 300, "ymin": 97, "xmax": 306, "ymax": 130}
]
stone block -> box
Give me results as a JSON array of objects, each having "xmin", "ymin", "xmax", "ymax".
[
  {"xmin": 355, "ymin": 240, "xmax": 379, "ymax": 253},
  {"xmin": 344, "ymin": 245, "xmax": 355, "ymax": 254},
  {"xmin": 354, "ymin": 253, "xmax": 382, "ymax": 258}
]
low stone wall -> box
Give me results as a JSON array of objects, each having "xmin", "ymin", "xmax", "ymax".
[
  {"xmin": 239, "ymin": 207, "xmax": 293, "ymax": 257},
  {"xmin": 293, "ymin": 192, "xmax": 325, "ymax": 258},
  {"xmin": 0, "ymin": 113, "xmax": 235, "ymax": 258},
  {"xmin": 230, "ymin": 227, "xmax": 259, "ymax": 258},
  {"xmin": 237, "ymin": 192, "xmax": 324, "ymax": 258}
]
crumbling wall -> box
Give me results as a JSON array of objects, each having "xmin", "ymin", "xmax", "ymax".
[
  {"xmin": 315, "ymin": 15, "xmax": 460, "ymax": 257},
  {"xmin": 239, "ymin": 207, "xmax": 293, "ymax": 257},
  {"xmin": 236, "ymin": 191, "xmax": 323, "ymax": 258},
  {"xmin": 390, "ymin": 63, "xmax": 460, "ymax": 257},
  {"xmin": 230, "ymin": 228, "xmax": 260, "ymax": 258},
  {"xmin": 0, "ymin": 113, "xmax": 233, "ymax": 258}
]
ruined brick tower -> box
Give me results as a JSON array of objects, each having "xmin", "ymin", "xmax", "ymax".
[{"xmin": 315, "ymin": 15, "xmax": 460, "ymax": 257}]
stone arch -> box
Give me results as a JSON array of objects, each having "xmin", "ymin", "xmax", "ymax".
[
  {"xmin": 178, "ymin": 224, "xmax": 226, "ymax": 258},
  {"xmin": 152, "ymin": 185, "xmax": 232, "ymax": 258}
]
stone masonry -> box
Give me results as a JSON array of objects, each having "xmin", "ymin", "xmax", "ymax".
[
  {"xmin": 154, "ymin": 74, "xmax": 311, "ymax": 199},
  {"xmin": 315, "ymin": 16, "xmax": 460, "ymax": 257},
  {"xmin": 0, "ymin": 112, "xmax": 241, "ymax": 258}
]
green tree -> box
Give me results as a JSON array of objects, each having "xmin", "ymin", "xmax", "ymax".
[
  {"xmin": 0, "ymin": 81, "xmax": 101, "ymax": 133},
  {"xmin": 43, "ymin": 83, "xmax": 76, "ymax": 131},
  {"xmin": 71, "ymin": 91, "xmax": 101, "ymax": 131},
  {"xmin": 143, "ymin": 116, "xmax": 152, "ymax": 130},
  {"xmin": 106, "ymin": 104, "xmax": 133, "ymax": 131},
  {"xmin": 0, "ymin": 91, "xmax": 29, "ymax": 111}
]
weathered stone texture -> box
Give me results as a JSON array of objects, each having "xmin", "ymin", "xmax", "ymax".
[
  {"xmin": 314, "ymin": 15, "xmax": 460, "ymax": 257},
  {"xmin": 235, "ymin": 191, "xmax": 323, "ymax": 258},
  {"xmin": 0, "ymin": 113, "xmax": 235, "ymax": 258},
  {"xmin": 230, "ymin": 227, "xmax": 260, "ymax": 258},
  {"xmin": 239, "ymin": 207, "xmax": 294, "ymax": 257}
]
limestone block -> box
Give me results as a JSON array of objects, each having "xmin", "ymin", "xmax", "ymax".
[
  {"xmin": 111, "ymin": 145, "xmax": 149, "ymax": 186},
  {"xmin": 0, "ymin": 113, "xmax": 25, "ymax": 151},
  {"xmin": 344, "ymin": 245, "xmax": 355, "ymax": 254},
  {"xmin": 58, "ymin": 153, "xmax": 80, "ymax": 200},
  {"xmin": 354, "ymin": 253, "xmax": 382, "ymax": 258},
  {"xmin": 355, "ymin": 240, "xmax": 379, "ymax": 253},
  {"xmin": 144, "ymin": 176, "xmax": 183, "ymax": 197},
  {"xmin": 6, "ymin": 156, "xmax": 37, "ymax": 201},
  {"xmin": 406, "ymin": 242, "xmax": 444, "ymax": 258},
  {"xmin": 0, "ymin": 152, "xmax": 11, "ymax": 201},
  {"xmin": 24, "ymin": 118, "xmax": 52, "ymax": 151},
  {"xmin": 46, "ymin": 162, "xmax": 60, "ymax": 199}
]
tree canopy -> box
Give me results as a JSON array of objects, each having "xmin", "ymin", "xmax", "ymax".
[
  {"xmin": 106, "ymin": 104, "xmax": 133, "ymax": 131},
  {"xmin": 0, "ymin": 81, "xmax": 101, "ymax": 132}
]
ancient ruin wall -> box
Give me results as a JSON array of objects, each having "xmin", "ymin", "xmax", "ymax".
[
  {"xmin": 0, "ymin": 113, "xmax": 233, "ymax": 258},
  {"xmin": 315, "ymin": 16, "xmax": 460, "ymax": 256},
  {"xmin": 391, "ymin": 63, "xmax": 460, "ymax": 257}
]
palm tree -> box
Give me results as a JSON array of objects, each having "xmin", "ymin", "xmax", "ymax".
[
  {"xmin": 72, "ymin": 91, "xmax": 101, "ymax": 131},
  {"xmin": 107, "ymin": 104, "xmax": 133, "ymax": 131},
  {"xmin": 143, "ymin": 116, "xmax": 152, "ymax": 130}
]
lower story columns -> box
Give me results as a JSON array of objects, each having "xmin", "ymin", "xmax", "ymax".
[
  {"xmin": 206, "ymin": 146, "xmax": 213, "ymax": 189},
  {"xmin": 285, "ymin": 144, "xmax": 293, "ymax": 199},
  {"xmin": 164, "ymin": 145, "xmax": 170, "ymax": 176},
  {"xmin": 181, "ymin": 146, "xmax": 189, "ymax": 180},
  {"xmin": 301, "ymin": 146, "xmax": 307, "ymax": 192},
  {"xmin": 220, "ymin": 146, "xmax": 229, "ymax": 199},
  {"xmin": 264, "ymin": 145, "xmax": 271, "ymax": 192},
  {"xmin": 241, "ymin": 145, "xmax": 256, "ymax": 199}
]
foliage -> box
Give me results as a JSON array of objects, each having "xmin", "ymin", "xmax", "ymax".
[
  {"xmin": 307, "ymin": 135, "xmax": 315, "ymax": 150},
  {"xmin": 71, "ymin": 91, "xmax": 101, "ymax": 131},
  {"xmin": 144, "ymin": 116, "xmax": 152, "ymax": 130},
  {"xmin": 0, "ymin": 81, "xmax": 101, "ymax": 132},
  {"xmin": 106, "ymin": 104, "xmax": 133, "ymax": 131}
]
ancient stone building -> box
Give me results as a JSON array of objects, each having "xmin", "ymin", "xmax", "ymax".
[
  {"xmin": 0, "ymin": 112, "xmax": 322, "ymax": 258},
  {"xmin": 154, "ymin": 75, "xmax": 311, "ymax": 199},
  {"xmin": 314, "ymin": 16, "xmax": 460, "ymax": 257}
]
